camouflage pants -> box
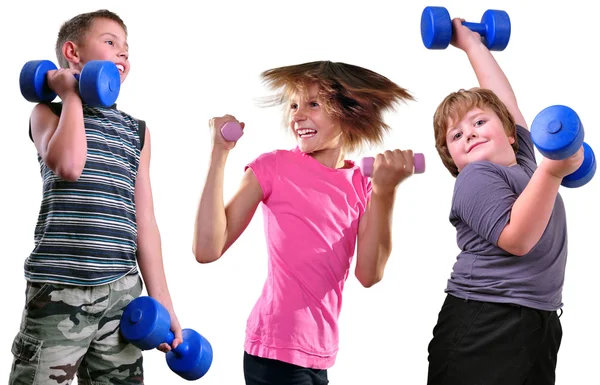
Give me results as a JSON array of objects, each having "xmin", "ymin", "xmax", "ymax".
[{"xmin": 9, "ymin": 274, "xmax": 144, "ymax": 385}]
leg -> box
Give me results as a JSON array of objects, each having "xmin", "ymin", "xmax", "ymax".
[
  {"xmin": 427, "ymin": 294, "xmax": 545, "ymax": 385},
  {"xmin": 243, "ymin": 352, "xmax": 328, "ymax": 385},
  {"xmin": 8, "ymin": 282, "xmax": 98, "ymax": 385},
  {"xmin": 523, "ymin": 310, "xmax": 563, "ymax": 385},
  {"xmin": 77, "ymin": 274, "xmax": 144, "ymax": 385}
]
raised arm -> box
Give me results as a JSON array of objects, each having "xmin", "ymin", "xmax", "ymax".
[
  {"xmin": 451, "ymin": 18, "xmax": 528, "ymax": 129},
  {"xmin": 192, "ymin": 116, "xmax": 263, "ymax": 263},
  {"xmin": 29, "ymin": 68, "xmax": 86, "ymax": 181}
]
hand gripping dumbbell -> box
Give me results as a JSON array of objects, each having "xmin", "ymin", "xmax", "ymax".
[
  {"xmin": 359, "ymin": 153, "xmax": 426, "ymax": 177},
  {"xmin": 19, "ymin": 60, "xmax": 121, "ymax": 107},
  {"xmin": 120, "ymin": 296, "xmax": 213, "ymax": 381},
  {"xmin": 530, "ymin": 105, "xmax": 596, "ymax": 188},
  {"xmin": 421, "ymin": 6, "xmax": 511, "ymax": 51}
]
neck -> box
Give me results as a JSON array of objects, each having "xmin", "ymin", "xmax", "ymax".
[{"xmin": 309, "ymin": 147, "xmax": 346, "ymax": 169}]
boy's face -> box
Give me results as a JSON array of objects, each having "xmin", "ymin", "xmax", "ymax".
[
  {"xmin": 288, "ymin": 83, "xmax": 343, "ymax": 154},
  {"xmin": 72, "ymin": 18, "xmax": 129, "ymax": 83},
  {"xmin": 445, "ymin": 106, "xmax": 516, "ymax": 172}
]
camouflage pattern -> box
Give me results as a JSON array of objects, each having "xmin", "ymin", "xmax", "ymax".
[{"xmin": 9, "ymin": 274, "xmax": 144, "ymax": 384}]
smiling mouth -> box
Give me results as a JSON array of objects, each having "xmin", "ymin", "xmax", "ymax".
[
  {"xmin": 297, "ymin": 129, "xmax": 317, "ymax": 138},
  {"xmin": 468, "ymin": 142, "xmax": 485, "ymax": 152},
  {"xmin": 115, "ymin": 64, "xmax": 125, "ymax": 73}
]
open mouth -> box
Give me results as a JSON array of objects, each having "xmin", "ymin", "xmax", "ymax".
[
  {"xmin": 296, "ymin": 128, "xmax": 317, "ymax": 138},
  {"xmin": 115, "ymin": 64, "xmax": 125, "ymax": 73}
]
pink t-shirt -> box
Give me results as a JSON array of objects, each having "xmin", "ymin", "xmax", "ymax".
[{"xmin": 244, "ymin": 147, "xmax": 372, "ymax": 369}]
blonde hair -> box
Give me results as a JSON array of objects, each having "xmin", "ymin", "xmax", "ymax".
[
  {"xmin": 433, "ymin": 87, "xmax": 518, "ymax": 177},
  {"xmin": 260, "ymin": 61, "xmax": 414, "ymax": 153}
]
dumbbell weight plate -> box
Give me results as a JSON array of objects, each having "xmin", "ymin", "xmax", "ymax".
[
  {"xmin": 421, "ymin": 6, "xmax": 452, "ymax": 49},
  {"xmin": 19, "ymin": 60, "xmax": 59, "ymax": 103},
  {"xmin": 79, "ymin": 60, "xmax": 121, "ymax": 107},
  {"xmin": 531, "ymin": 105, "xmax": 585, "ymax": 160},
  {"xmin": 120, "ymin": 296, "xmax": 172, "ymax": 350},
  {"xmin": 166, "ymin": 328, "xmax": 214, "ymax": 380}
]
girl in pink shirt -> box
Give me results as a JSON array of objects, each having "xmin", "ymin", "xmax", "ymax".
[{"xmin": 193, "ymin": 61, "xmax": 417, "ymax": 385}]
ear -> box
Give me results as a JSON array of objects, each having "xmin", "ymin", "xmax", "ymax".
[
  {"xmin": 508, "ymin": 136, "xmax": 516, "ymax": 145},
  {"xmin": 62, "ymin": 41, "xmax": 81, "ymax": 65}
]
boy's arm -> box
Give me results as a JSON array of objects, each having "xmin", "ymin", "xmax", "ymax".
[
  {"xmin": 355, "ymin": 150, "xmax": 414, "ymax": 287},
  {"xmin": 30, "ymin": 79, "xmax": 86, "ymax": 181},
  {"xmin": 497, "ymin": 150, "xmax": 583, "ymax": 255},
  {"xmin": 134, "ymin": 126, "xmax": 183, "ymax": 350},
  {"xmin": 452, "ymin": 19, "xmax": 528, "ymax": 129},
  {"xmin": 192, "ymin": 116, "xmax": 263, "ymax": 263}
]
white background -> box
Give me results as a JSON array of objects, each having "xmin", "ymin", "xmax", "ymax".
[{"xmin": 1, "ymin": 0, "xmax": 599, "ymax": 383}]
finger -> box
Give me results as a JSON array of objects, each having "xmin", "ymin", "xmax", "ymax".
[
  {"xmin": 402, "ymin": 150, "xmax": 414, "ymax": 172},
  {"xmin": 157, "ymin": 342, "xmax": 171, "ymax": 352}
]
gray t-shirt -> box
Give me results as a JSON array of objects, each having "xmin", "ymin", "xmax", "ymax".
[{"xmin": 446, "ymin": 125, "xmax": 567, "ymax": 311}]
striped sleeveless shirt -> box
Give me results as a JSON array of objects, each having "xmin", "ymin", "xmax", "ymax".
[{"xmin": 26, "ymin": 102, "xmax": 145, "ymax": 286}]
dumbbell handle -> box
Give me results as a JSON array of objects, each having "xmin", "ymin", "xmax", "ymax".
[
  {"xmin": 462, "ymin": 21, "xmax": 487, "ymax": 35},
  {"xmin": 126, "ymin": 307, "xmax": 189, "ymax": 357},
  {"xmin": 360, "ymin": 153, "xmax": 426, "ymax": 177},
  {"xmin": 162, "ymin": 330, "xmax": 190, "ymax": 357}
]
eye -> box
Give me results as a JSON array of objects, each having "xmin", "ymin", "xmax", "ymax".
[
  {"xmin": 310, "ymin": 101, "xmax": 319, "ymax": 108},
  {"xmin": 290, "ymin": 103, "xmax": 298, "ymax": 110},
  {"xmin": 475, "ymin": 119, "xmax": 485, "ymax": 126},
  {"xmin": 453, "ymin": 131, "xmax": 463, "ymax": 141},
  {"xmin": 106, "ymin": 40, "xmax": 114, "ymax": 46}
]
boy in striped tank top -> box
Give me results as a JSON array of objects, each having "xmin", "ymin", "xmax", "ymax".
[{"xmin": 9, "ymin": 10, "xmax": 182, "ymax": 385}]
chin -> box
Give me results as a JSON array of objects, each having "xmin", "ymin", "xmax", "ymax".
[{"xmin": 296, "ymin": 141, "xmax": 313, "ymax": 154}]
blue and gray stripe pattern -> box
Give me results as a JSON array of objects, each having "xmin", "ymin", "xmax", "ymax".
[{"xmin": 26, "ymin": 103, "xmax": 143, "ymax": 286}]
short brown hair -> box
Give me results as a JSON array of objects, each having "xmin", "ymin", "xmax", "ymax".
[
  {"xmin": 55, "ymin": 9, "xmax": 127, "ymax": 69},
  {"xmin": 260, "ymin": 61, "xmax": 414, "ymax": 153},
  {"xmin": 433, "ymin": 87, "xmax": 518, "ymax": 177}
]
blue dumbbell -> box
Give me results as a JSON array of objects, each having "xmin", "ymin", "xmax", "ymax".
[
  {"xmin": 19, "ymin": 60, "xmax": 121, "ymax": 107},
  {"xmin": 421, "ymin": 6, "xmax": 511, "ymax": 51},
  {"xmin": 120, "ymin": 296, "xmax": 213, "ymax": 381},
  {"xmin": 531, "ymin": 105, "xmax": 596, "ymax": 188}
]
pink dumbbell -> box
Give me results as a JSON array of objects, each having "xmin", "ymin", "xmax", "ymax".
[
  {"xmin": 220, "ymin": 121, "xmax": 244, "ymax": 142},
  {"xmin": 359, "ymin": 153, "xmax": 426, "ymax": 177}
]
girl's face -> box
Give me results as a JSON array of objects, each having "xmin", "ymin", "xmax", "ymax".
[{"xmin": 288, "ymin": 83, "xmax": 344, "ymax": 155}]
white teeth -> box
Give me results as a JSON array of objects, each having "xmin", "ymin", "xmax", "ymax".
[
  {"xmin": 297, "ymin": 129, "xmax": 316, "ymax": 136},
  {"xmin": 116, "ymin": 64, "xmax": 125, "ymax": 72}
]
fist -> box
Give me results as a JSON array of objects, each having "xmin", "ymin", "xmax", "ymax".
[
  {"xmin": 46, "ymin": 68, "xmax": 80, "ymax": 99},
  {"xmin": 450, "ymin": 18, "xmax": 483, "ymax": 51},
  {"xmin": 541, "ymin": 145, "xmax": 585, "ymax": 180},
  {"xmin": 208, "ymin": 114, "xmax": 245, "ymax": 151},
  {"xmin": 371, "ymin": 149, "xmax": 415, "ymax": 194}
]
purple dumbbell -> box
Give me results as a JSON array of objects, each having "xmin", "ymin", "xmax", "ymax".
[
  {"xmin": 360, "ymin": 153, "xmax": 426, "ymax": 177},
  {"xmin": 220, "ymin": 121, "xmax": 244, "ymax": 142}
]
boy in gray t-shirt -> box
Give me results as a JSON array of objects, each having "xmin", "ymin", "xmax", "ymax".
[{"xmin": 426, "ymin": 18, "xmax": 584, "ymax": 385}]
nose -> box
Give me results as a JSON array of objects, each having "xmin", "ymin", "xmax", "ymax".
[
  {"xmin": 465, "ymin": 129, "xmax": 478, "ymax": 142},
  {"xmin": 292, "ymin": 109, "xmax": 306, "ymax": 122},
  {"xmin": 118, "ymin": 49, "xmax": 129, "ymax": 60}
]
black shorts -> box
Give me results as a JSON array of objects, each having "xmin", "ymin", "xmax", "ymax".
[
  {"xmin": 243, "ymin": 351, "xmax": 329, "ymax": 385},
  {"xmin": 427, "ymin": 294, "xmax": 562, "ymax": 385}
]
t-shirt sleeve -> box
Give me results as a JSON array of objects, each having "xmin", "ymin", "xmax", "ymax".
[
  {"xmin": 452, "ymin": 162, "xmax": 516, "ymax": 245},
  {"xmin": 516, "ymin": 125, "xmax": 536, "ymax": 164},
  {"xmin": 245, "ymin": 151, "xmax": 276, "ymax": 201}
]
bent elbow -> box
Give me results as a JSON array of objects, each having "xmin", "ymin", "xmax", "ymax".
[
  {"xmin": 356, "ymin": 271, "xmax": 383, "ymax": 288},
  {"xmin": 192, "ymin": 244, "xmax": 220, "ymax": 264},
  {"xmin": 54, "ymin": 163, "xmax": 84, "ymax": 182},
  {"xmin": 500, "ymin": 240, "xmax": 534, "ymax": 257},
  {"xmin": 45, "ymin": 154, "xmax": 85, "ymax": 182}
]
